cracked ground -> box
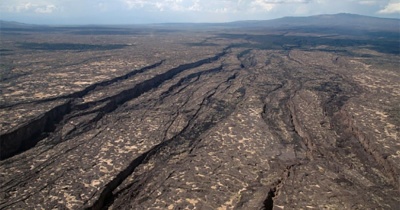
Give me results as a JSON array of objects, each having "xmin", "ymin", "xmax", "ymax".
[{"xmin": 0, "ymin": 24, "xmax": 399, "ymax": 209}]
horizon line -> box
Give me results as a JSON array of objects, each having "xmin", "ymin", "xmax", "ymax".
[{"xmin": 1, "ymin": 13, "xmax": 400, "ymax": 27}]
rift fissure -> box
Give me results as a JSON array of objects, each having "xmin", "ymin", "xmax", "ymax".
[
  {"xmin": 2, "ymin": 18, "xmax": 400, "ymax": 209},
  {"xmin": 0, "ymin": 50, "xmax": 227, "ymax": 160}
]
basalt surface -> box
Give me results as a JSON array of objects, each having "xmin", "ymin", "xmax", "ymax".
[{"xmin": 0, "ymin": 24, "xmax": 399, "ymax": 209}]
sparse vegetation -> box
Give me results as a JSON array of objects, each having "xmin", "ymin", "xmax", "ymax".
[{"xmin": 0, "ymin": 14, "xmax": 399, "ymax": 209}]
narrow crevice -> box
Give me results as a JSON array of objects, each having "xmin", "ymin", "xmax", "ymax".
[
  {"xmin": 287, "ymin": 100, "xmax": 320, "ymax": 160},
  {"xmin": 87, "ymin": 70, "xmax": 241, "ymax": 209},
  {"xmin": 159, "ymin": 65, "xmax": 223, "ymax": 99},
  {"xmin": 0, "ymin": 60, "xmax": 165, "ymax": 109},
  {"xmin": 75, "ymin": 50, "xmax": 227, "ymax": 111},
  {"xmin": 262, "ymin": 188, "xmax": 276, "ymax": 210},
  {"xmin": 84, "ymin": 139, "xmax": 169, "ymax": 210},
  {"xmin": 0, "ymin": 49, "xmax": 229, "ymax": 160},
  {"xmin": 0, "ymin": 60, "xmax": 164, "ymax": 160},
  {"xmin": 261, "ymin": 164, "xmax": 299, "ymax": 210},
  {"xmin": 68, "ymin": 50, "xmax": 228, "ymax": 136},
  {"xmin": 237, "ymin": 49, "xmax": 252, "ymax": 59},
  {"xmin": 313, "ymin": 77, "xmax": 398, "ymax": 187},
  {"xmin": 259, "ymin": 79, "xmax": 317, "ymax": 159},
  {"xmin": 0, "ymin": 100, "xmax": 71, "ymax": 160},
  {"xmin": 333, "ymin": 110, "xmax": 399, "ymax": 188},
  {"xmin": 85, "ymin": 92, "xmax": 216, "ymax": 209}
]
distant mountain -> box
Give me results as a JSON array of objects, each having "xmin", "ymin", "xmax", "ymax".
[
  {"xmin": 1, "ymin": 14, "xmax": 399, "ymax": 32},
  {"xmin": 227, "ymin": 13, "xmax": 400, "ymax": 32},
  {"xmin": 0, "ymin": 20, "xmax": 41, "ymax": 28}
]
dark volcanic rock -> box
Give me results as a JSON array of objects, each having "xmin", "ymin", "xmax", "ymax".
[{"xmin": 0, "ymin": 20, "xmax": 399, "ymax": 209}]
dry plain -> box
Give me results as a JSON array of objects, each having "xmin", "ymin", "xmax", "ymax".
[{"xmin": 0, "ymin": 14, "xmax": 399, "ymax": 209}]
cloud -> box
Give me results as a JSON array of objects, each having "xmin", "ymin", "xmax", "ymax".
[
  {"xmin": 122, "ymin": 0, "xmax": 189, "ymax": 11},
  {"xmin": 35, "ymin": 4, "xmax": 56, "ymax": 13},
  {"xmin": 378, "ymin": 2, "xmax": 400, "ymax": 14},
  {"xmin": 120, "ymin": 0, "xmax": 314, "ymax": 13},
  {"xmin": 260, "ymin": 0, "xmax": 311, "ymax": 3},
  {"xmin": 1, "ymin": 0, "xmax": 398, "ymax": 24},
  {"xmin": 0, "ymin": 0, "xmax": 58, "ymax": 14},
  {"xmin": 358, "ymin": 0, "xmax": 378, "ymax": 5},
  {"xmin": 188, "ymin": 0, "xmax": 201, "ymax": 11},
  {"xmin": 251, "ymin": 0, "xmax": 276, "ymax": 11}
]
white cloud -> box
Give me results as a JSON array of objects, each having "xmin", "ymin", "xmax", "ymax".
[
  {"xmin": 1, "ymin": 0, "xmax": 398, "ymax": 24},
  {"xmin": 378, "ymin": 2, "xmax": 400, "ymax": 14},
  {"xmin": 120, "ymin": 0, "xmax": 313, "ymax": 12},
  {"xmin": 358, "ymin": 0, "xmax": 378, "ymax": 5},
  {"xmin": 15, "ymin": 2, "xmax": 33, "ymax": 12},
  {"xmin": 0, "ymin": 0, "xmax": 58, "ymax": 14},
  {"xmin": 251, "ymin": 0, "xmax": 276, "ymax": 11},
  {"xmin": 123, "ymin": 0, "xmax": 146, "ymax": 9},
  {"xmin": 249, "ymin": 0, "xmax": 313, "ymax": 12},
  {"xmin": 122, "ymin": 0, "xmax": 191, "ymax": 11},
  {"xmin": 188, "ymin": 0, "xmax": 201, "ymax": 11},
  {"xmin": 35, "ymin": 4, "xmax": 56, "ymax": 13}
]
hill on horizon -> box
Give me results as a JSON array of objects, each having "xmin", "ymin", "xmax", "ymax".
[
  {"xmin": 1, "ymin": 13, "xmax": 399, "ymax": 31},
  {"xmin": 225, "ymin": 13, "xmax": 400, "ymax": 31}
]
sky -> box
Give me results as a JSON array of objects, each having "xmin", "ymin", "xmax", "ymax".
[{"xmin": 0, "ymin": 0, "xmax": 399, "ymax": 24}]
